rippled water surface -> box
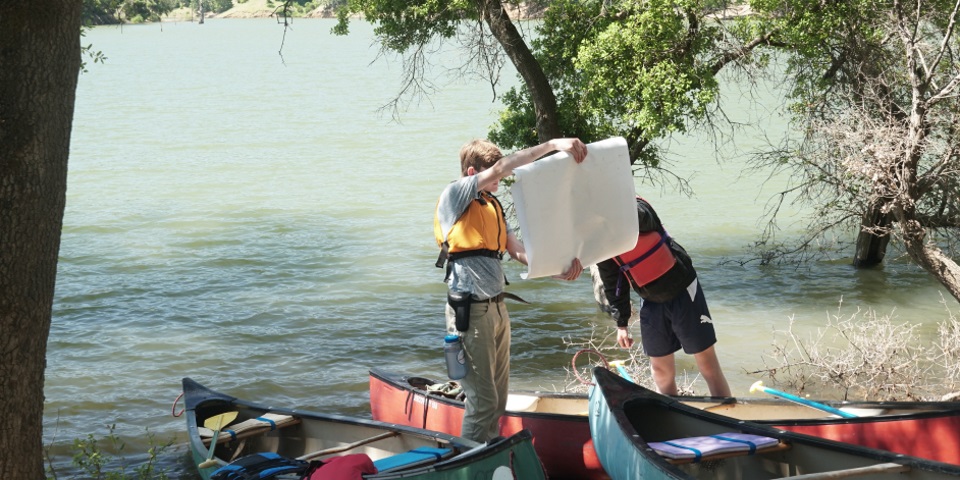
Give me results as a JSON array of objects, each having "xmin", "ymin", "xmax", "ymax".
[{"xmin": 50, "ymin": 18, "xmax": 950, "ymax": 476}]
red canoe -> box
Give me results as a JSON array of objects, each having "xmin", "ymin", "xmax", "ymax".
[
  {"xmin": 369, "ymin": 368, "xmax": 960, "ymax": 479},
  {"xmin": 370, "ymin": 368, "xmax": 607, "ymax": 480}
]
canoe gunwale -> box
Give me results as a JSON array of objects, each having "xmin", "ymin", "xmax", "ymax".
[
  {"xmin": 183, "ymin": 377, "xmax": 466, "ymax": 445},
  {"xmin": 369, "ymin": 368, "xmax": 590, "ymax": 423}
]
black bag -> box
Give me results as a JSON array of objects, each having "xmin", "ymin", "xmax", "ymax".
[
  {"xmin": 447, "ymin": 291, "xmax": 473, "ymax": 332},
  {"xmin": 210, "ymin": 452, "xmax": 312, "ymax": 480}
]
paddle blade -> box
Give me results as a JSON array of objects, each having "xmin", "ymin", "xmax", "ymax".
[{"xmin": 203, "ymin": 411, "xmax": 239, "ymax": 430}]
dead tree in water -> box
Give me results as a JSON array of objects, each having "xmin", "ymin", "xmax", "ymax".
[
  {"xmin": 749, "ymin": 0, "xmax": 960, "ymax": 300},
  {"xmin": 853, "ymin": 206, "xmax": 891, "ymax": 268}
]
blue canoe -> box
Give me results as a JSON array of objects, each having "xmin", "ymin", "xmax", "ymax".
[
  {"xmin": 588, "ymin": 367, "xmax": 960, "ymax": 480},
  {"xmin": 182, "ymin": 377, "xmax": 547, "ymax": 480}
]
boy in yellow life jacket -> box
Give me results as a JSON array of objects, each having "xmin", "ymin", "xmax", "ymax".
[
  {"xmin": 434, "ymin": 137, "xmax": 587, "ymax": 442},
  {"xmin": 595, "ymin": 197, "xmax": 731, "ymax": 397}
]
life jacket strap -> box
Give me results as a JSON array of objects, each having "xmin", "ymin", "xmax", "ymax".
[
  {"xmin": 435, "ymin": 242, "xmax": 450, "ymax": 269},
  {"xmin": 438, "ymin": 249, "xmax": 504, "ymax": 282},
  {"xmin": 448, "ymin": 249, "xmax": 503, "ymax": 261}
]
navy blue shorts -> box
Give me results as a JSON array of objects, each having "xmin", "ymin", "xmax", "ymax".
[{"xmin": 639, "ymin": 278, "xmax": 717, "ymax": 357}]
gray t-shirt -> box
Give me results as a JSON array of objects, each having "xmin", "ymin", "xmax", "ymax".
[{"xmin": 436, "ymin": 175, "xmax": 506, "ymax": 300}]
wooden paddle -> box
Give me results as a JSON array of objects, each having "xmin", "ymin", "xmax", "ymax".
[
  {"xmin": 198, "ymin": 411, "xmax": 239, "ymax": 469},
  {"xmin": 297, "ymin": 431, "xmax": 399, "ymax": 461}
]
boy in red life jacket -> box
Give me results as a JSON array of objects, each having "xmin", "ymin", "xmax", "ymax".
[
  {"xmin": 595, "ymin": 198, "xmax": 732, "ymax": 397},
  {"xmin": 434, "ymin": 137, "xmax": 587, "ymax": 442}
]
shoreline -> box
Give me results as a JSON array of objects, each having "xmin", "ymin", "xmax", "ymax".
[
  {"xmin": 158, "ymin": 5, "xmax": 747, "ymax": 25},
  {"xmin": 165, "ymin": 5, "xmax": 338, "ymax": 21},
  {"xmin": 158, "ymin": 1, "xmax": 545, "ymax": 23}
]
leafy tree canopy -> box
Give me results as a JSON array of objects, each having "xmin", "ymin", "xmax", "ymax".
[
  {"xmin": 496, "ymin": 0, "xmax": 733, "ymax": 166},
  {"xmin": 333, "ymin": 0, "xmax": 763, "ymax": 169}
]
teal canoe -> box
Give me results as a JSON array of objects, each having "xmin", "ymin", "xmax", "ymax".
[
  {"xmin": 588, "ymin": 367, "xmax": 960, "ymax": 480},
  {"xmin": 182, "ymin": 377, "xmax": 546, "ymax": 480}
]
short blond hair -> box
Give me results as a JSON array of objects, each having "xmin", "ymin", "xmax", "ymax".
[{"xmin": 459, "ymin": 139, "xmax": 502, "ymax": 177}]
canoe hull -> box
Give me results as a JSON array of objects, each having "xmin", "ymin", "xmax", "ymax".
[
  {"xmin": 699, "ymin": 398, "xmax": 960, "ymax": 464},
  {"xmin": 589, "ymin": 367, "xmax": 960, "ymax": 480},
  {"xmin": 369, "ymin": 368, "xmax": 607, "ymax": 480},
  {"xmin": 182, "ymin": 377, "xmax": 547, "ymax": 480},
  {"xmin": 588, "ymin": 377, "xmax": 672, "ymax": 480}
]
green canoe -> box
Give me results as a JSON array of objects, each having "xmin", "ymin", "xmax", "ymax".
[
  {"xmin": 589, "ymin": 367, "xmax": 960, "ymax": 480},
  {"xmin": 182, "ymin": 377, "xmax": 546, "ymax": 480}
]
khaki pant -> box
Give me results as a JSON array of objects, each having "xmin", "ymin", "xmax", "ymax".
[{"xmin": 445, "ymin": 299, "xmax": 510, "ymax": 442}]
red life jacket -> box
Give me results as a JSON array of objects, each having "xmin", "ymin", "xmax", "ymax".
[{"xmin": 613, "ymin": 228, "xmax": 676, "ymax": 292}]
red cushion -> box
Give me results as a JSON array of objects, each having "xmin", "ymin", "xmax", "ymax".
[{"xmin": 307, "ymin": 454, "xmax": 377, "ymax": 480}]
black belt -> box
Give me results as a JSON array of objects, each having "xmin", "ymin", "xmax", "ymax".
[{"xmin": 476, "ymin": 292, "xmax": 530, "ymax": 304}]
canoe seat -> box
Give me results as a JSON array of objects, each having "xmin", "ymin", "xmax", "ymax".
[
  {"xmin": 506, "ymin": 394, "xmax": 540, "ymax": 412},
  {"xmin": 371, "ymin": 447, "xmax": 453, "ymax": 473},
  {"xmin": 786, "ymin": 462, "xmax": 910, "ymax": 479},
  {"xmin": 648, "ymin": 432, "xmax": 790, "ymax": 465},
  {"xmin": 200, "ymin": 414, "xmax": 300, "ymax": 446}
]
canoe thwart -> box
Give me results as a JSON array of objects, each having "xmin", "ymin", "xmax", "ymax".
[
  {"xmin": 782, "ymin": 462, "xmax": 911, "ymax": 479},
  {"xmin": 200, "ymin": 414, "xmax": 300, "ymax": 446}
]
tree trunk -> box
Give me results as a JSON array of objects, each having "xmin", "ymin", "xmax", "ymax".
[
  {"xmin": 899, "ymin": 217, "xmax": 960, "ymax": 303},
  {"xmin": 476, "ymin": 0, "xmax": 562, "ymax": 142},
  {"xmin": 199, "ymin": 0, "xmax": 205, "ymax": 24},
  {"xmin": 853, "ymin": 205, "xmax": 891, "ymax": 268},
  {"xmin": 0, "ymin": 2, "xmax": 81, "ymax": 477}
]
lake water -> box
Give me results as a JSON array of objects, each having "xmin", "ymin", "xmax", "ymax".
[{"xmin": 49, "ymin": 18, "xmax": 950, "ymax": 476}]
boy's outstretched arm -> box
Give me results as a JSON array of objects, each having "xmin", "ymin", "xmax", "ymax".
[{"xmin": 475, "ymin": 138, "xmax": 587, "ymax": 192}]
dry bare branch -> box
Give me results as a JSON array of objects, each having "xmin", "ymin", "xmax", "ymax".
[{"xmin": 755, "ymin": 300, "xmax": 960, "ymax": 400}]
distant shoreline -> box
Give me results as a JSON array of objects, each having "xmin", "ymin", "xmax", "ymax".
[
  {"xmin": 159, "ymin": 1, "xmax": 544, "ymax": 23},
  {"xmin": 159, "ymin": 5, "xmax": 336, "ymax": 23},
  {"xmin": 156, "ymin": 2, "xmax": 746, "ymax": 24}
]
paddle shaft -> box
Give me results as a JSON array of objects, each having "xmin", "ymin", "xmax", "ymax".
[
  {"xmin": 752, "ymin": 383, "xmax": 857, "ymax": 418},
  {"xmin": 608, "ymin": 360, "xmax": 635, "ymax": 383},
  {"xmin": 199, "ymin": 423, "xmax": 227, "ymax": 468},
  {"xmin": 198, "ymin": 412, "xmax": 239, "ymax": 469}
]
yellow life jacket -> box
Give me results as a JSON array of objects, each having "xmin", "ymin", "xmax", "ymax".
[{"xmin": 434, "ymin": 191, "xmax": 506, "ymax": 268}]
